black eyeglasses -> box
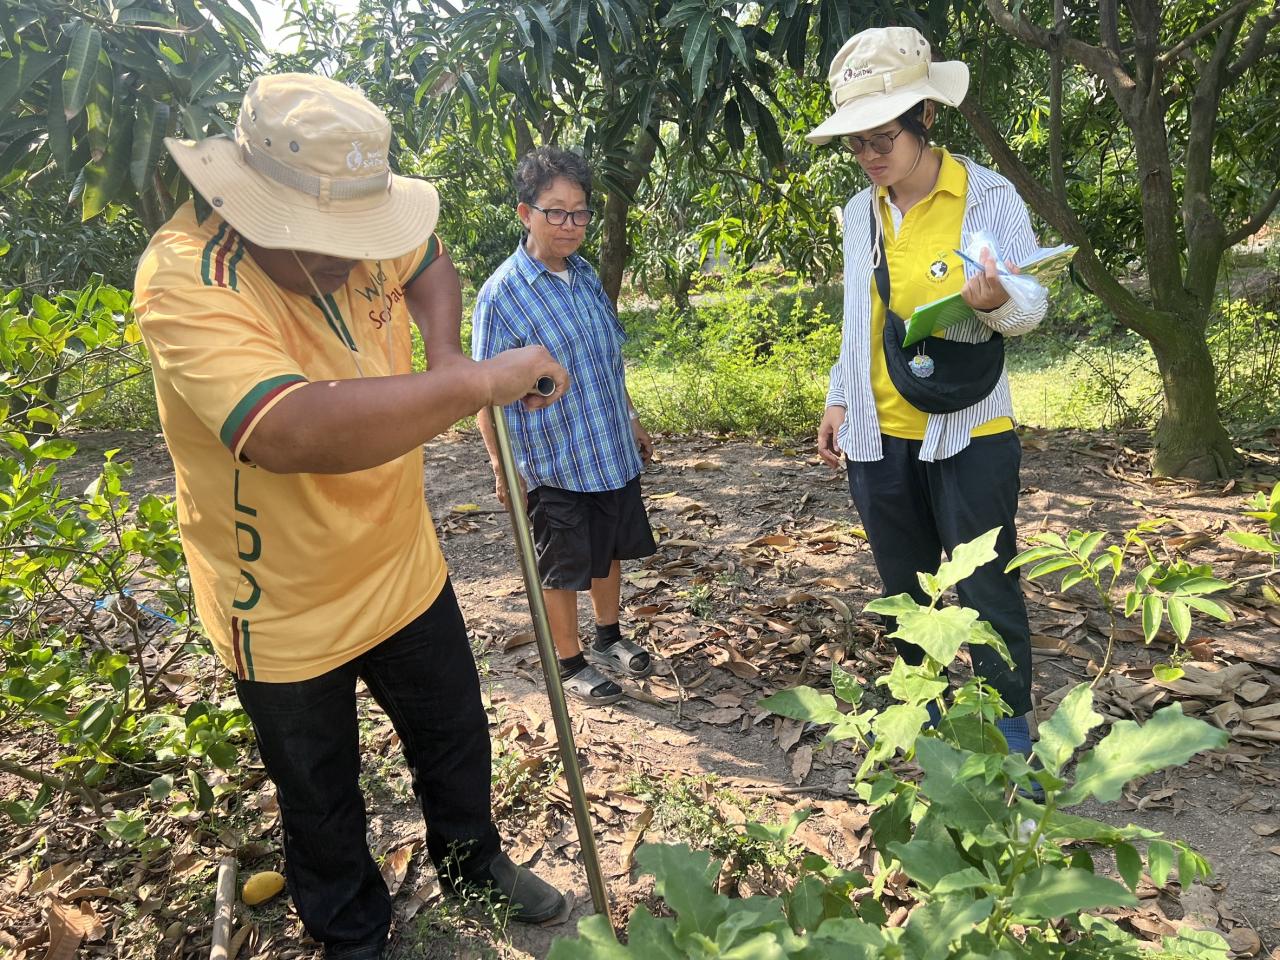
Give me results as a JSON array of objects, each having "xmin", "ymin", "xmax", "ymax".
[
  {"xmin": 840, "ymin": 128, "xmax": 907, "ymax": 156},
  {"xmin": 529, "ymin": 203, "xmax": 595, "ymax": 227}
]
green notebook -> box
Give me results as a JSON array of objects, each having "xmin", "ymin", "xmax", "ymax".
[{"xmin": 902, "ymin": 293, "xmax": 973, "ymax": 347}]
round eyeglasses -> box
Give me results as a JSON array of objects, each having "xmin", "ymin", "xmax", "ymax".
[
  {"xmin": 529, "ymin": 203, "xmax": 595, "ymax": 227},
  {"xmin": 840, "ymin": 128, "xmax": 908, "ymax": 156}
]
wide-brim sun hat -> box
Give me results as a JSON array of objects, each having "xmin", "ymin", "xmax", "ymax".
[
  {"xmin": 807, "ymin": 26, "xmax": 969, "ymax": 145},
  {"xmin": 165, "ymin": 73, "xmax": 439, "ymax": 261}
]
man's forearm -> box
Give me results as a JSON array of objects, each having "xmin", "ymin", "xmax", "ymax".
[{"xmin": 245, "ymin": 365, "xmax": 489, "ymax": 474}]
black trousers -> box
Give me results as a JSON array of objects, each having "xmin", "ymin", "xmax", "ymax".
[
  {"xmin": 846, "ymin": 432, "xmax": 1033, "ymax": 715},
  {"xmin": 235, "ymin": 579, "xmax": 500, "ymax": 959}
]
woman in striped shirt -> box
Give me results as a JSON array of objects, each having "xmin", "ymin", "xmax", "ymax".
[{"xmin": 808, "ymin": 26, "xmax": 1047, "ymax": 759}]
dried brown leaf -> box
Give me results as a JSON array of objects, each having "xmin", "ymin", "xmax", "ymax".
[
  {"xmin": 379, "ymin": 840, "xmax": 419, "ymax": 898},
  {"xmin": 1225, "ymin": 926, "xmax": 1261, "ymax": 957},
  {"xmin": 30, "ymin": 861, "xmax": 79, "ymax": 895},
  {"xmin": 701, "ymin": 706, "xmax": 746, "ymax": 725},
  {"xmin": 619, "ymin": 807, "xmax": 654, "ymax": 874},
  {"xmin": 791, "ymin": 745, "xmax": 813, "ymax": 784},
  {"xmin": 776, "ymin": 718, "xmax": 804, "ymax": 753},
  {"xmin": 504, "ymin": 631, "xmax": 535, "ymax": 651},
  {"xmin": 40, "ymin": 901, "xmax": 90, "ymax": 960}
]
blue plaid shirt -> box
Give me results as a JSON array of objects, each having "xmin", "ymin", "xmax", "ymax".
[{"xmin": 471, "ymin": 242, "xmax": 642, "ymax": 493}]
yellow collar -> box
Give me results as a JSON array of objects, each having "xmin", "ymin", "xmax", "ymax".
[{"xmin": 877, "ymin": 149, "xmax": 965, "ymax": 204}]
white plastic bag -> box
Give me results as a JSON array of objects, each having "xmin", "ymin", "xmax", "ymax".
[{"xmin": 961, "ymin": 230, "xmax": 1049, "ymax": 314}]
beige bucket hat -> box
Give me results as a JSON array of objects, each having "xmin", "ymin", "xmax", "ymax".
[
  {"xmin": 165, "ymin": 73, "xmax": 439, "ymax": 260},
  {"xmin": 807, "ymin": 27, "xmax": 969, "ymax": 145}
]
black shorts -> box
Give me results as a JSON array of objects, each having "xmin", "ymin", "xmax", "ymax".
[{"xmin": 526, "ymin": 476, "xmax": 657, "ymax": 590}]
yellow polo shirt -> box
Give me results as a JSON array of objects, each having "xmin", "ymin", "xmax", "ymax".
[
  {"xmin": 870, "ymin": 150, "xmax": 1012, "ymax": 440},
  {"xmin": 134, "ymin": 201, "xmax": 449, "ymax": 682}
]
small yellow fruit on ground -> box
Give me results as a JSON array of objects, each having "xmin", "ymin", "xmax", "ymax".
[{"xmin": 241, "ymin": 870, "xmax": 286, "ymax": 906}]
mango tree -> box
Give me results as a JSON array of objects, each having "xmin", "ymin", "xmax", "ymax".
[
  {"xmin": 0, "ymin": 0, "xmax": 263, "ymax": 236},
  {"xmin": 410, "ymin": 0, "xmax": 871, "ymax": 303},
  {"xmin": 953, "ymin": 0, "xmax": 1280, "ymax": 479}
]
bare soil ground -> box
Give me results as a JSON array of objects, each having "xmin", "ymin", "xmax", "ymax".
[{"xmin": 3, "ymin": 425, "xmax": 1279, "ymax": 959}]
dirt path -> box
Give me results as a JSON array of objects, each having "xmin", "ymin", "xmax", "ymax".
[{"xmin": 3, "ymin": 426, "xmax": 1278, "ymax": 960}]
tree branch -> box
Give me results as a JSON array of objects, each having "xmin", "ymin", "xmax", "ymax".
[
  {"xmin": 1181, "ymin": 3, "xmax": 1248, "ymax": 304},
  {"xmin": 1226, "ymin": 181, "xmax": 1280, "ymax": 246},
  {"xmin": 1049, "ymin": 0, "xmax": 1067, "ymax": 206},
  {"xmin": 981, "ymin": 0, "xmax": 1135, "ymax": 101},
  {"xmin": 1228, "ymin": 0, "xmax": 1280, "ymax": 77},
  {"xmin": 1158, "ymin": 0, "xmax": 1258, "ymax": 66},
  {"xmin": 1101, "ymin": 0, "xmax": 1122, "ymax": 55},
  {"xmin": 955, "ymin": 98, "xmax": 1160, "ymax": 336},
  {"xmin": 0, "ymin": 757, "xmax": 100, "ymax": 808}
]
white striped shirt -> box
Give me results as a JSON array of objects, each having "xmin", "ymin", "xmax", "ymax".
[{"xmin": 827, "ymin": 156, "xmax": 1047, "ymax": 462}]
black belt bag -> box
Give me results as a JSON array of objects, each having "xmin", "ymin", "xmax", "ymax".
[{"xmin": 872, "ymin": 206, "xmax": 1005, "ymax": 414}]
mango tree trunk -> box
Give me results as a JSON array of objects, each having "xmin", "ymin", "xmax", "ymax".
[
  {"xmin": 1147, "ymin": 314, "xmax": 1236, "ymax": 480},
  {"xmin": 598, "ymin": 133, "xmax": 658, "ymax": 306}
]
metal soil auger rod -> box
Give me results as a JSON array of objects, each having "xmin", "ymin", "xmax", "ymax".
[{"xmin": 489, "ymin": 387, "xmax": 613, "ymax": 925}]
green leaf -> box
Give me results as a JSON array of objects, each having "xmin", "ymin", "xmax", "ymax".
[
  {"xmin": 1010, "ymin": 866, "xmax": 1136, "ymax": 920},
  {"xmin": 548, "ymin": 913, "xmax": 632, "ymax": 958},
  {"xmin": 1078, "ymin": 530, "xmax": 1106, "ymax": 559},
  {"xmin": 810, "ymin": 917, "xmax": 888, "ymax": 958},
  {"xmin": 1063, "ymin": 704, "xmax": 1228, "ymax": 806},
  {"xmin": 1115, "ymin": 842, "xmax": 1142, "ymax": 890},
  {"xmin": 887, "ymin": 814, "xmax": 971, "ymax": 889},
  {"xmin": 1180, "ymin": 595, "xmax": 1232, "ymax": 621},
  {"xmin": 867, "ymin": 787, "xmax": 914, "ymax": 856},
  {"xmin": 864, "ymin": 593, "xmax": 920, "ymax": 618},
  {"xmin": 1141, "ymin": 593, "xmax": 1163, "ymax": 643},
  {"xmin": 63, "ymin": 23, "xmax": 103, "ymax": 119},
  {"xmin": 915, "ymin": 738, "xmax": 1008, "ymax": 833},
  {"xmin": 130, "ymin": 100, "xmax": 169, "ymax": 192},
  {"xmin": 830, "ymin": 663, "xmax": 863, "ymax": 706},
  {"xmin": 634, "ymin": 844, "xmax": 726, "ymax": 941},
  {"xmin": 890, "ymin": 606, "xmax": 978, "ymax": 666},
  {"xmin": 32, "ymin": 439, "xmax": 77, "ymax": 460},
  {"xmin": 1147, "ymin": 839, "xmax": 1174, "ymax": 887},
  {"xmin": 882, "ymin": 659, "xmax": 948, "ymax": 706},
  {"xmin": 900, "ymin": 896, "xmax": 993, "ymax": 957},
  {"xmin": 681, "ymin": 11, "xmax": 714, "ymax": 99},
  {"xmin": 758, "ymin": 686, "xmax": 844, "ymax": 726},
  {"xmin": 786, "ymin": 874, "xmax": 826, "ymax": 933},
  {"xmin": 1033, "ymin": 683, "xmax": 1104, "ymax": 776},
  {"xmin": 867, "ymin": 703, "xmax": 929, "ymax": 759},
  {"xmin": 567, "ymin": 0, "xmax": 590, "ymax": 47},
  {"xmin": 46, "ymin": 80, "xmax": 72, "ymax": 172},
  {"xmin": 1028, "ymin": 555, "xmax": 1081, "ymax": 579},
  {"xmin": 0, "ymin": 50, "xmax": 59, "ymax": 118},
  {"xmin": 1158, "ymin": 928, "xmax": 1231, "ymax": 960},
  {"xmin": 188, "ymin": 769, "xmax": 215, "ymax": 811},
  {"xmin": 83, "ymin": 95, "xmax": 134, "ymax": 220},
  {"xmin": 1005, "ymin": 544, "xmax": 1062, "ymax": 571},
  {"xmin": 934, "ymin": 527, "xmax": 1000, "ymax": 592},
  {"xmin": 716, "ymin": 18, "xmax": 750, "ymax": 69},
  {"xmin": 1166, "ymin": 596, "xmax": 1191, "ymax": 642},
  {"xmin": 1225, "ymin": 531, "xmax": 1277, "ymax": 553},
  {"xmin": 189, "ymin": 53, "xmax": 232, "ymax": 100}
]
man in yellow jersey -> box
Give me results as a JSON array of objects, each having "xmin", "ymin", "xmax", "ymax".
[{"xmin": 134, "ymin": 74, "xmax": 570, "ymax": 958}]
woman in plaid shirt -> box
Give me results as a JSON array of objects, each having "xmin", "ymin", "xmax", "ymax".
[{"xmin": 473, "ymin": 146, "xmax": 657, "ymax": 705}]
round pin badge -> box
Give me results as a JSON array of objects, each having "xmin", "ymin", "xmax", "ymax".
[
  {"xmin": 928, "ymin": 257, "xmax": 949, "ymax": 281},
  {"xmin": 910, "ymin": 354, "xmax": 936, "ymax": 378}
]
